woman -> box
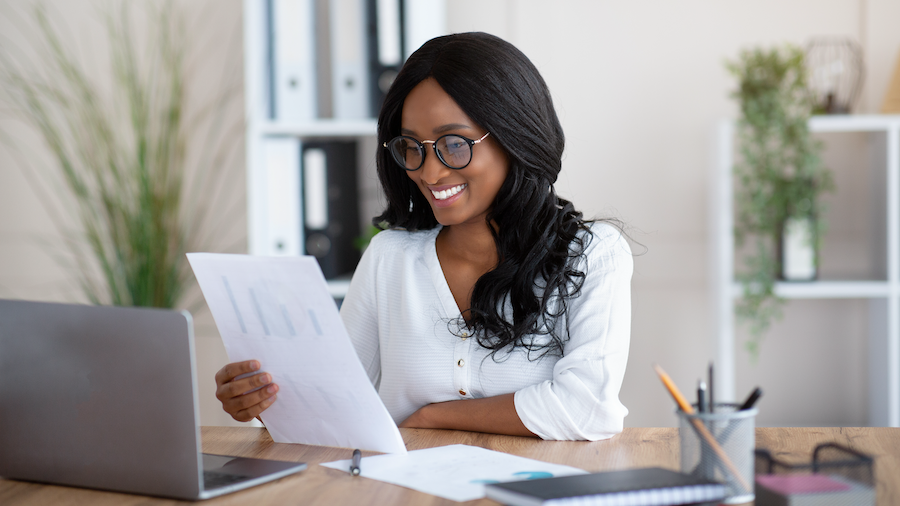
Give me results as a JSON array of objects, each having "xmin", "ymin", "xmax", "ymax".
[{"xmin": 215, "ymin": 32, "xmax": 632, "ymax": 441}]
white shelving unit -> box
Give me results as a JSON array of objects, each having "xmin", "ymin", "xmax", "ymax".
[
  {"xmin": 242, "ymin": 0, "xmax": 446, "ymax": 298},
  {"xmin": 713, "ymin": 115, "xmax": 900, "ymax": 427}
]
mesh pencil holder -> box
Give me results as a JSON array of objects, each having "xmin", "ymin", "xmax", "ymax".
[{"xmin": 678, "ymin": 403, "xmax": 757, "ymax": 504}]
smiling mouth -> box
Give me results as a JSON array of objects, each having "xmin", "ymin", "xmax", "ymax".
[{"xmin": 430, "ymin": 184, "xmax": 467, "ymax": 201}]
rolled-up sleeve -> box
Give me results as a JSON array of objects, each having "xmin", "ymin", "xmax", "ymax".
[{"xmin": 513, "ymin": 224, "xmax": 632, "ymax": 440}]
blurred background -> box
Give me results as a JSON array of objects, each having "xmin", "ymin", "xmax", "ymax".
[{"xmin": 2, "ymin": 0, "xmax": 899, "ymax": 429}]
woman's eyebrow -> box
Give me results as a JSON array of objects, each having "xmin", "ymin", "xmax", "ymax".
[
  {"xmin": 433, "ymin": 123, "xmax": 473, "ymax": 134},
  {"xmin": 400, "ymin": 123, "xmax": 473, "ymax": 137}
]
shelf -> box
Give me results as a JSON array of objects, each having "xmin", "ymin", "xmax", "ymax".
[
  {"xmin": 730, "ymin": 280, "xmax": 893, "ymax": 299},
  {"xmin": 257, "ymin": 119, "xmax": 377, "ymax": 137},
  {"xmin": 808, "ymin": 114, "xmax": 900, "ymax": 132},
  {"xmin": 713, "ymin": 115, "xmax": 900, "ymax": 427}
]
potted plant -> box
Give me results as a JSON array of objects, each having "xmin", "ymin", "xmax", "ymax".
[
  {"xmin": 726, "ymin": 45, "xmax": 834, "ymax": 357},
  {"xmin": 0, "ymin": 3, "xmax": 241, "ymax": 308}
]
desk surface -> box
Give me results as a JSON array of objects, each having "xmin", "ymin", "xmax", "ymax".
[{"xmin": 2, "ymin": 427, "xmax": 898, "ymax": 505}]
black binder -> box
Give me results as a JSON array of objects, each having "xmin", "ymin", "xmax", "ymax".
[
  {"xmin": 301, "ymin": 141, "xmax": 361, "ymax": 279},
  {"xmin": 365, "ymin": 0, "xmax": 405, "ymax": 117}
]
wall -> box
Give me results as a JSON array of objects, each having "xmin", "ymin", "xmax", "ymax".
[
  {"xmin": 447, "ymin": 0, "xmax": 900, "ymax": 427},
  {"xmin": 2, "ymin": 0, "xmax": 899, "ymax": 428}
]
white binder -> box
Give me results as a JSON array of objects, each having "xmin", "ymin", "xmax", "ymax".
[
  {"xmin": 403, "ymin": 0, "xmax": 445, "ymax": 60},
  {"xmin": 330, "ymin": 0, "xmax": 371, "ymax": 118},
  {"xmin": 302, "ymin": 147, "xmax": 328, "ymax": 229},
  {"xmin": 272, "ymin": 0, "xmax": 318, "ymax": 120},
  {"xmin": 376, "ymin": 0, "xmax": 401, "ymax": 68},
  {"xmin": 262, "ymin": 137, "xmax": 302, "ymax": 256}
]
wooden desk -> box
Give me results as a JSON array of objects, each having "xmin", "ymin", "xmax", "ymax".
[{"xmin": 2, "ymin": 427, "xmax": 898, "ymax": 505}]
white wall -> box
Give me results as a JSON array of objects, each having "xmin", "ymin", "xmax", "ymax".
[
  {"xmin": 2, "ymin": 0, "xmax": 899, "ymax": 428},
  {"xmin": 447, "ymin": 0, "xmax": 900, "ymax": 427}
]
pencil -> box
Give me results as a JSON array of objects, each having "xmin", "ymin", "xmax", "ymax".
[{"xmin": 653, "ymin": 364, "xmax": 750, "ymax": 493}]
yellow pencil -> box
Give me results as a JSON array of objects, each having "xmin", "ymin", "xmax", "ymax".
[{"xmin": 653, "ymin": 364, "xmax": 751, "ymax": 493}]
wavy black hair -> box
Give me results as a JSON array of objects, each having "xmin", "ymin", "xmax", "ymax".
[{"xmin": 374, "ymin": 32, "xmax": 593, "ymax": 358}]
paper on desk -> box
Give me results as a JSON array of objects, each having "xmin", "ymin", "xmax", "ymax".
[
  {"xmin": 321, "ymin": 444, "xmax": 587, "ymax": 502},
  {"xmin": 187, "ymin": 253, "xmax": 406, "ymax": 454}
]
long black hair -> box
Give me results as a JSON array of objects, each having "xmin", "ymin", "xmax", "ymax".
[{"xmin": 374, "ymin": 32, "xmax": 593, "ymax": 358}]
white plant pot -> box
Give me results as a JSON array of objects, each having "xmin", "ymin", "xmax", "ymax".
[{"xmin": 781, "ymin": 216, "xmax": 817, "ymax": 281}]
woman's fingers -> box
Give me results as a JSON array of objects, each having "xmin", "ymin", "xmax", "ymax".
[
  {"xmin": 223, "ymin": 381, "xmax": 279, "ymax": 411},
  {"xmin": 215, "ymin": 359, "xmax": 260, "ymax": 385},
  {"xmin": 232, "ymin": 389, "xmax": 279, "ymax": 422},
  {"xmin": 216, "ymin": 371, "xmax": 273, "ymax": 401}
]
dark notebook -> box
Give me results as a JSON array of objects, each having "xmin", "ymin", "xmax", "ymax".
[{"xmin": 484, "ymin": 467, "xmax": 727, "ymax": 506}]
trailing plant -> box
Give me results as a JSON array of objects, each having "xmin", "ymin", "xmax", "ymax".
[
  {"xmin": 0, "ymin": 2, "xmax": 242, "ymax": 308},
  {"xmin": 725, "ymin": 45, "xmax": 834, "ymax": 357}
]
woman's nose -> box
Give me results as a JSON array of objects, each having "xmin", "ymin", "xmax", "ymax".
[{"xmin": 419, "ymin": 147, "xmax": 451, "ymax": 184}]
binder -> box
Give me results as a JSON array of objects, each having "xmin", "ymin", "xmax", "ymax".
[
  {"xmin": 402, "ymin": 0, "xmax": 444, "ymax": 61},
  {"xmin": 262, "ymin": 137, "xmax": 302, "ymax": 256},
  {"xmin": 330, "ymin": 0, "xmax": 371, "ymax": 119},
  {"xmin": 270, "ymin": 0, "xmax": 318, "ymax": 120},
  {"xmin": 301, "ymin": 141, "xmax": 361, "ymax": 279},
  {"xmin": 365, "ymin": 0, "xmax": 404, "ymax": 117}
]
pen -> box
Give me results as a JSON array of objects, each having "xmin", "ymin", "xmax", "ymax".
[
  {"xmin": 653, "ymin": 364, "xmax": 750, "ymax": 493},
  {"xmin": 350, "ymin": 449, "xmax": 361, "ymax": 476},
  {"xmin": 708, "ymin": 362, "xmax": 714, "ymax": 413},
  {"xmin": 697, "ymin": 380, "xmax": 707, "ymax": 413},
  {"xmin": 738, "ymin": 387, "xmax": 763, "ymax": 411}
]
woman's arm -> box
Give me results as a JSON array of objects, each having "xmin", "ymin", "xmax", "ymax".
[
  {"xmin": 398, "ymin": 393, "xmax": 537, "ymax": 437},
  {"xmin": 511, "ymin": 224, "xmax": 633, "ymax": 440}
]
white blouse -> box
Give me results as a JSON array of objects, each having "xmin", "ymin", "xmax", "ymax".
[{"xmin": 339, "ymin": 222, "xmax": 632, "ymax": 440}]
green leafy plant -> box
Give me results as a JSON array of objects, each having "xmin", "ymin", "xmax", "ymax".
[
  {"xmin": 0, "ymin": 3, "xmax": 241, "ymax": 308},
  {"xmin": 726, "ymin": 45, "xmax": 834, "ymax": 357}
]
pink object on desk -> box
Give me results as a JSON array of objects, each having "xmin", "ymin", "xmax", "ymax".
[{"xmin": 755, "ymin": 474, "xmax": 852, "ymax": 494}]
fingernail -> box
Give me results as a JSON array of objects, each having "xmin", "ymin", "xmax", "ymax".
[
  {"xmin": 260, "ymin": 374, "xmax": 271, "ymax": 384},
  {"xmin": 267, "ymin": 384, "xmax": 277, "ymax": 394},
  {"xmin": 250, "ymin": 360, "xmax": 260, "ymax": 370}
]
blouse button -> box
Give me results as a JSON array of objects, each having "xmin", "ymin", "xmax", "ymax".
[
  {"xmin": 457, "ymin": 359, "xmax": 465, "ymax": 367},
  {"xmin": 461, "ymin": 331, "xmax": 469, "ymax": 339},
  {"xmin": 459, "ymin": 389, "xmax": 467, "ymax": 396}
]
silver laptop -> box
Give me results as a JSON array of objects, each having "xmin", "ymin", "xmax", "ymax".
[{"xmin": 0, "ymin": 299, "xmax": 307, "ymax": 500}]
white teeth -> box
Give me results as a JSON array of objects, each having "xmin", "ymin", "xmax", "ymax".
[{"xmin": 431, "ymin": 184, "xmax": 466, "ymax": 200}]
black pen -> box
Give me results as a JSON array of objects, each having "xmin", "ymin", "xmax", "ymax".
[
  {"xmin": 697, "ymin": 380, "xmax": 707, "ymax": 413},
  {"xmin": 708, "ymin": 362, "xmax": 715, "ymax": 413},
  {"xmin": 350, "ymin": 449, "xmax": 362, "ymax": 476},
  {"xmin": 739, "ymin": 387, "xmax": 763, "ymax": 411}
]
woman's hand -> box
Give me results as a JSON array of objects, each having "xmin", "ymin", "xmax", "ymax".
[{"xmin": 214, "ymin": 360, "xmax": 279, "ymax": 422}]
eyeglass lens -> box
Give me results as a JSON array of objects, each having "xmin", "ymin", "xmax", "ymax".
[{"xmin": 388, "ymin": 135, "xmax": 473, "ymax": 171}]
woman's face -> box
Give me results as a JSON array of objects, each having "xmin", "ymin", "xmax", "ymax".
[{"xmin": 400, "ymin": 78, "xmax": 509, "ymax": 228}]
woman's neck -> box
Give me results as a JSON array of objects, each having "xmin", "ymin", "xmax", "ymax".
[{"xmin": 437, "ymin": 220, "xmax": 499, "ymax": 267}]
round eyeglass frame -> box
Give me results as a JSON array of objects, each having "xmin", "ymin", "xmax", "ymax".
[{"xmin": 383, "ymin": 132, "xmax": 491, "ymax": 171}]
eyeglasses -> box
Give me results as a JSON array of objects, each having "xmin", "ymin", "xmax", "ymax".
[{"xmin": 383, "ymin": 132, "xmax": 490, "ymax": 171}]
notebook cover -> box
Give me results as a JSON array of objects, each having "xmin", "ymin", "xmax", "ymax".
[
  {"xmin": 754, "ymin": 474, "xmax": 875, "ymax": 506},
  {"xmin": 484, "ymin": 467, "xmax": 726, "ymax": 506}
]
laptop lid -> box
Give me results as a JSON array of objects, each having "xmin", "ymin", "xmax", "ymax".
[{"xmin": 0, "ymin": 299, "xmax": 305, "ymax": 500}]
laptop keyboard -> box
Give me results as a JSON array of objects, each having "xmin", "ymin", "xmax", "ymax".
[{"xmin": 203, "ymin": 471, "xmax": 253, "ymax": 489}]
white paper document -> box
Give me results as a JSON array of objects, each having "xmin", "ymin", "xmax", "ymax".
[
  {"xmin": 321, "ymin": 444, "xmax": 587, "ymax": 502},
  {"xmin": 187, "ymin": 253, "xmax": 406, "ymax": 454}
]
